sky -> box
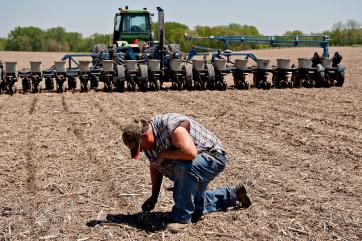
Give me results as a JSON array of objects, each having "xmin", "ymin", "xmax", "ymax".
[{"xmin": 0, "ymin": 0, "xmax": 361, "ymax": 38}]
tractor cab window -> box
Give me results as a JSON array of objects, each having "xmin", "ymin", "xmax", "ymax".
[{"xmin": 122, "ymin": 14, "xmax": 149, "ymax": 33}]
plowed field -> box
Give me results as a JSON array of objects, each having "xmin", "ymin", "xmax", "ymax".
[{"xmin": 0, "ymin": 47, "xmax": 361, "ymax": 240}]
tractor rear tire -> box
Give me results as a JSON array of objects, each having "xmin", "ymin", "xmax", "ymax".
[{"xmin": 93, "ymin": 44, "xmax": 108, "ymax": 54}]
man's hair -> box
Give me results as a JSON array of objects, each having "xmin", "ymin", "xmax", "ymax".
[
  {"xmin": 131, "ymin": 118, "xmax": 149, "ymax": 135},
  {"xmin": 122, "ymin": 118, "xmax": 149, "ymax": 149},
  {"xmin": 139, "ymin": 118, "xmax": 149, "ymax": 134}
]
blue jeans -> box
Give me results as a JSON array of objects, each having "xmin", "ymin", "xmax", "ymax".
[{"xmin": 170, "ymin": 152, "xmax": 237, "ymax": 223}]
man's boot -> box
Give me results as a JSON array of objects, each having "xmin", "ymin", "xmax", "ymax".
[{"xmin": 235, "ymin": 182, "xmax": 251, "ymax": 208}]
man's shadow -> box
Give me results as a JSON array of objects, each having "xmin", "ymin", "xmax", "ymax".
[{"xmin": 87, "ymin": 211, "xmax": 170, "ymax": 232}]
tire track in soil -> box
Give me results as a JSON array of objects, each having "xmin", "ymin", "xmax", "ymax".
[
  {"xmin": 0, "ymin": 95, "xmax": 35, "ymax": 240},
  {"xmin": 227, "ymin": 92, "xmax": 362, "ymax": 160},
  {"xmin": 25, "ymin": 96, "xmax": 38, "ymax": 193},
  {"xmin": 61, "ymin": 95, "xmax": 70, "ymax": 113},
  {"xmin": 61, "ymin": 95, "xmax": 118, "ymax": 203},
  {"xmin": 162, "ymin": 91, "xmax": 361, "ymax": 239},
  {"xmin": 62, "ymin": 95, "xmax": 86, "ymax": 143},
  {"xmin": 117, "ymin": 91, "xmax": 200, "ymax": 118},
  {"xmin": 93, "ymin": 98, "xmax": 122, "ymax": 129},
  {"xmin": 162, "ymin": 91, "xmax": 334, "ymax": 167},
  {"xmin": 164, "ymin": 91, "xmax": 281, "ymax": 152},
  {"xmin": 61, "ymin": 95, "xmax": 87, "ymax": 152},
  {"xmin": 95, "ymin": 93, "xmax": 162, "ymax": 123},
  {"xmin": 175, "ymin": 90, "xmax": 361, "ymax": 172},
  {"xmin": 217, "ymin": 91, "xmax": 362, "ymax": 203},
  {"xmin": 24, "ymin": 95, "xmax": 38, "ymax": 232},
  {"xmin": 157, "ymin": 91, "xmax": 300, "ymax": 209},
  {"xmin": 92, "ymin": 92, "xmax": 360, "ymax": 213},
  {"xmin": 184, "ymin": 90, "xmax": 362, "ymax": 163},
  {"xmin": 94, "ymin": 93, "xmax": 164, "ymax": 129},
  {"xmin": 0, "ymin": 96, "xmax": 11, "ymax": 116},
  {"xmin": 268, "ymin": 104, "xmax": 362, "ymax": 147},
  {"xmin": 263, "ymin": 91, "xmax": 362, "ymax": 132},
  {"xmin": 83, "ymin": 94, "xmax": 155, "ymax": 206}
]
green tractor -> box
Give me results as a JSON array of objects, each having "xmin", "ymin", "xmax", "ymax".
[
  {"xmin": 113, "ymin": 6, "xmax": 155, "ymax": 47},
  {"xmin": 92, "ymin": 6, "xmax": 191, "ymax": 92}
]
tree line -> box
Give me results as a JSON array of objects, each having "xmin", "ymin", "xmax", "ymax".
[
  {"xmin": 0, "ymin": 27, "xmax": 110, "ymax": 52},
  {"xmin": 0, "ymin": 19, "xmax": 360, "ymax": 53}
]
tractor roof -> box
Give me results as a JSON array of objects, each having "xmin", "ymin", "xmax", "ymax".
[{"xmin": 120, "ymin": 8, "xmax": 150, "ymax": 14}]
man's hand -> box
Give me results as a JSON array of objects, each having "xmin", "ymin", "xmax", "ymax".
[{"xmin": 141, "ymin": 196, "xmax": 158, "ymax": 212}]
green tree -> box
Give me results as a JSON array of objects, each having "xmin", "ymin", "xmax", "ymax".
[
  {"xmin": 284, "ymin": 30, "xmax": 305, "ymax": 36},
  {"xmin": 152, "ymin": 22, "xmax": 192, "ymax": 52},
  {"xmin": 89, "ymin": 33, "xmax": 112, "ymax": 47},
  {"xmin": 46, "ymin": 27, "xmax": 66, "ymax": 43},
  {"xmin": 64, "ymin": 32, "xmax": 83, "ymax": 52},
  {"xmin": 7, "ymin": 26, "xmax": 45, "ymax": 51},
  {"xmin": 3, "ymin": 18, "xmax": 361, "ymax": 53},
  {"xmin": 192, "ymin": 24, "xmax": 261, "ymax": 50},
  {"xmin": 327, "ymin": 19, "xmax": 362, "ymax": 46},
  {"xmin": 0, "ymin": 38, "xmax": 6, "ymax": 51},
  {"xmin": 165, "ymin": 22, "xmax": 191, "ymax": 51}
]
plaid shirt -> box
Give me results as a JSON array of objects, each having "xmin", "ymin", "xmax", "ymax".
[{"xmin": 144, "ymin": 113, "xmax": 225, "ymax": 180}]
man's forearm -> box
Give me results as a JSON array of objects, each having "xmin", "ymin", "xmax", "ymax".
[
  {"xmin": 160, "ymin": 149, "xmax": 196, "ymax": 161},
  {"xmin": 150, "ymin": 165, "xmax": 163, "ymax": 198}
]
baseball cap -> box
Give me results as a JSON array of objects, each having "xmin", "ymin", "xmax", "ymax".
[{"xmin": 122, "ymin": 121, "xmax": 143, "ymax": 159}]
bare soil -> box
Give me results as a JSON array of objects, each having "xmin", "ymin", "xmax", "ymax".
[{"xmin": 0, "ymin": 47, "xmax": 361, "ymax": 240}]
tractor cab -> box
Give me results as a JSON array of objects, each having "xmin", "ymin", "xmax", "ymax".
[{"xmin": 113, "ymin": 6, "xmax": 153, "ymax": 47}]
